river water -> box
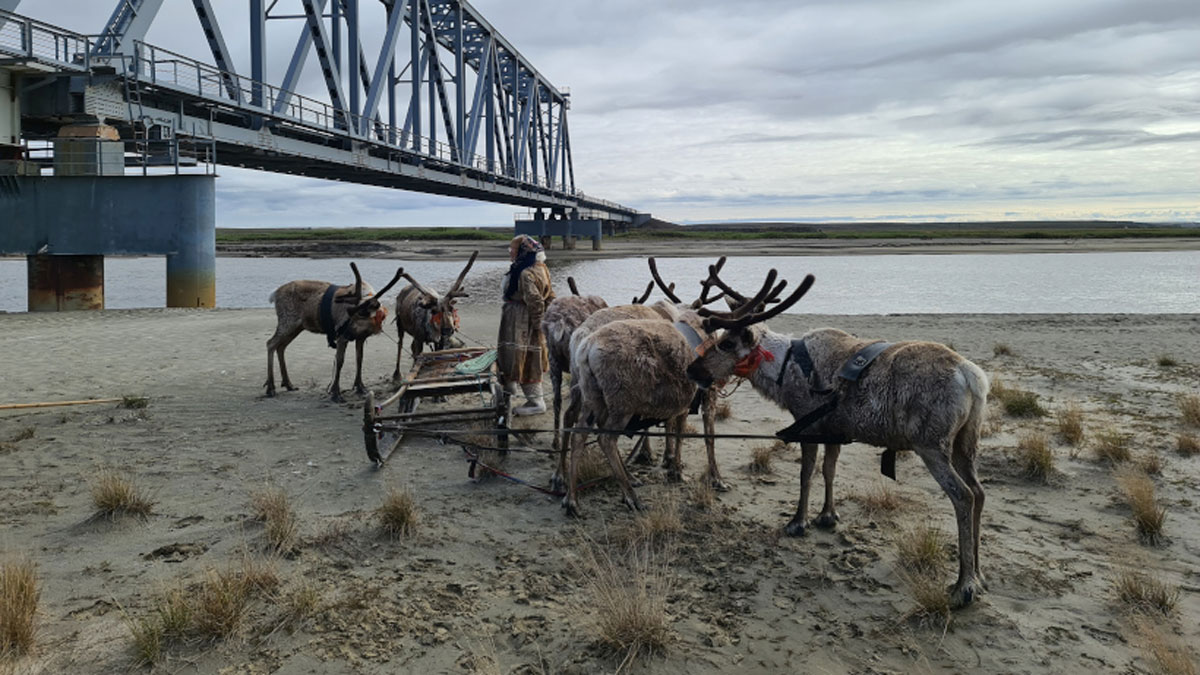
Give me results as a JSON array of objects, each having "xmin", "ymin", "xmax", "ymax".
[{"xmin": 0, "ymin": 251, "xmax": 1197, "ymax": 314}]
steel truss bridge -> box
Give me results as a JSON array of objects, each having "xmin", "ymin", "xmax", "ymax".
[{"xmin": 0, "ymin": 0, "xmax": 639, "ymax": 221}]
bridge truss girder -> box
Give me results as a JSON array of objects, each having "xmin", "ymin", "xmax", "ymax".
[{"xmin": 95, "ymin": 0, "xmax": 577, "ymax": 195}]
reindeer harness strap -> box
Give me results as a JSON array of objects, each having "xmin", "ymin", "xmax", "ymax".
[
  {"xmin": 774, "ymin": 339, "xmax": 898, "ymax": 479},
  {"xmin": 319, "ymin": 284, "xmax": 341, "ymax": 348}
]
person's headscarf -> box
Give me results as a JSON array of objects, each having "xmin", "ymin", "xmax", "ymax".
[{"xmin": 502, "ymin": 234, "xmax": 545, "ymax": 301}]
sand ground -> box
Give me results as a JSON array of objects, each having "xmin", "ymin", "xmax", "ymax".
[{"xmin": 2, "ymin": 301, "xmax": 1199, "ymax": 674}]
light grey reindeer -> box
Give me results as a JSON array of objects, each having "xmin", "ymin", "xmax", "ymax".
[
  {"xmin": 266, "ymin": 263, "xmax": 403, "ymax": 402},
  {"xmin": 552, "ymin": 259, "xmax": 730, "ymax": 493},
  {"xmin": 540, "ymin": 277, "xmax": 608, "ymax": 454},
  {"xmin": 562, "ymin": 269, "xmax": 789, "ymax": 516},
  {"xmin": 392, "ymin": 252, "xmax": 477, "ymax": 379},
  {"xmin": 686, "ymin": 268, "xmax": 990, "ymax": 609}
]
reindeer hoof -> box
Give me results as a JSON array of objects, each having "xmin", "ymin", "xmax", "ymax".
[
  {"xmin": 562, "ymin": 497, "xmax": 582, "ymax": 518},
  {"xmin": 549, "ymin": 474, "xmax": 566, "ymax": 494},
  {"xmin": 665, "ymin": 471, "xmax": 683, "ymax": 484},
  {"xmin": 330, "ymin": 393, "xmax": 346, "ymax": 404},
  {"xmin": 707, "ymin": 475, "xmax": 731, "ymax": 492},
  {"xmin": 265, "ymin": 387, "xmax": 276, "ymax": 398},
  {"xmin": 783, "ymin": 517, "xmax": 807, "ymax": 537},
  {"xmin": 354, "ymin": 385, "xmax": 368, "ymax": 396},
  {"xmin": 624, "ymin": 496, "xmax": 647, "ymax": 512},
  {"xmin": 948, "ymin": 579, "xmax": 984, "ymax": 609},
  {"xmin": 813, "ymin": 512, "xmax": 840, "ymax": 530},
  {"xmin": 283, "ymin": 383, "xmax": 297, "ymax": 392}
]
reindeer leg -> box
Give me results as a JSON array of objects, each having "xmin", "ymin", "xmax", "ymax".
[
  {"xmin": 602, "ymin": 414, "xmax": 645, "ymax": 511},
  {"xmin": 552, "ymin": 383, "xmax": 581, "ymax": 495},
  {"xmin": 916, "ymin": 445, "xmax": 981, "ymax": 608},
  {"xmin": 353, "ymin": 337, "xmax": 368, "ymax": 395},
  {"xmin": 664, "ymin": 415, "xmax": 684, "ymax": 483},
  {"xmin": 813, "ymin": 444, "xmax": 842, "ymax": 529},
  {"xmin": 330, "ymin": 341, "xmax": 348, "ymax": 403},
  {"xmin": 550, "ymin": 364, "xmax": 563, "ymax": 451},
  {"xmin": 629, "ymin": 433, "xmax": 653, "ymax": 465},
  {"xmin": 562, "ymin": 419, "xmax": 586, "ymax": 517},
  {"xmin": 702, "ymin": 389, "xmax": 728, "ymax": 491},
  {"xmin": 266, "ymin": 325, "xmax": 301, "ymax": 396},
  {"xmin": 784, "ymin": 442, "xmax": 818, "ymax": 536},
  {"xmin": 952, "ymin": 435, "xmax": 986, "ymax": 589}
]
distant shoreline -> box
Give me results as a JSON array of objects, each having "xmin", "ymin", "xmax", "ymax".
[{"xmin": 212, "ymin": 235, "xmax": 1200, "ymax": 261}]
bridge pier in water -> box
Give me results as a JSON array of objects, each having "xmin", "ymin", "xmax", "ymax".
[
  {"xmin": 515, "ymin": 209, "xmax": 608, "ymax": 251},
  {"xmin": 1, "ymin": 117, "xmax": 217, "ymax": 311}
]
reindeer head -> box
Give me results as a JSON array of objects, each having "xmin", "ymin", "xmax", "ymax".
[
  {"xmin": 400, "ymin": 252, "xmax": 477, "ymax": 348},
  {"xmin": 685, "ymin": 268, "xmax": 815, "ymax": 389},
  {"xmin": 336, "ymin": 263, "xmax": 405, "ymax": 339}
]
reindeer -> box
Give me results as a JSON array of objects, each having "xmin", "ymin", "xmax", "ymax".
[
  {"xmin": 391, "ymin": 252, "xmax": 478, "ymax": 379},
  {"xmin": 562, "ymin": 270, "xmax": 786, "ymax": 516},
  {"xmin": 541, "ymin": 277, "xmax": 608, "ymax": 453},
  {"xmin": 266, "ymin": 263, "xmax": 403, "ymax": 403},
  {"xmin": 686, "ymin": 269, "xmax": 990, "ymax": 608}
]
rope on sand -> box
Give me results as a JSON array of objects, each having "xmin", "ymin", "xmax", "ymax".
[{"xmin": 0, "ymin": 398, "xmax": 123, "ymax": 411}]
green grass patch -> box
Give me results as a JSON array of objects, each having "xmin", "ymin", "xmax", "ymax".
[{"xmin": 217, "ymin": 227, "xmax": 511, "ymax": 243}]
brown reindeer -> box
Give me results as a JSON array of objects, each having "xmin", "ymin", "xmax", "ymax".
[
  {"xmin": 392, "ymin": 252, "xmax": 478, "ymax": 379},
  {"xmin": 541, "ymin": 277, "xmax": 608, "ymax": 453},
  {"xmin": 266, "ymin": 263, "xmax": 403, "ymax": 402},
  {"xmin": 686, "ymin": 269, "xmax": 990, "ymax": 608},
  {"xmin": 562, "ymin": 270, "xmax": 789, "ymax": 516}
]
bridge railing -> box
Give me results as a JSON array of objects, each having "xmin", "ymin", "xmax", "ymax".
[
  {"xmin": 126, "ymin": 41, "xmax": 583, "ymax": 196},
  {"xmin": 0, "ymin": 10, "xmax": 92, "ymax": 71}
]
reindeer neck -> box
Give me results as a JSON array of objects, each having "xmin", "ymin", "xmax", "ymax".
[{"xmin": 747, "ymin": 328, "xmax": 793, "ymax": 405}]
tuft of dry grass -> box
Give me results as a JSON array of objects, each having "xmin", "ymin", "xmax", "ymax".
[
  {"xmin": 578, "ymin": 539, "xmax": 672, "ymax": 668},
  {"xmin": 714, "ymin": 401, "xmax": 732, "ymax": 421},
  {"xmin": 747, "ymin": 444, "xmax": 775, "ymax": 475},
  {"xmin": 1016, "ymin": 432, "xmax": 1054, "ymax": 483},
  {"xmin": 10, "ymin": 427, "xmax": 35, "ymax": 442},
  {"xmin": 155, "ymin": 587, "xmax": 193, "ymax": 638},
  {"xmin": 688, "ymin": 477, "xmax": 716, "ymax": 511},
  {"xmin": 120, "ymin": 395, "xmax": 149, "ymax": 409},
  {"xmin": 1134, "ymin": 617, "xmax": 1197, "ymax": 675},
  {"xmin": 277, "ymin": 580, "xmax": 322, "ymax": 628},
  {"xmin": 1180, "ymin": 394, "xmax": 1200, "ymax": 427},
  {"xmin": 1056, "ymin": 401, "xmax": 1086, "ymax": 446},
  {"xmin": 192, "ymin": 558, "xmax": 278, "ymax": 640},
  {"xmin": 1139, "ymin": 451, "xmax": 1163, "ymax": 476},
  {"xmin": 126, "ymin": 614, "xmax": 163, "ymax": 666},
  {"xmin": 620, "ymin": 494, "xmax": 682, "ymax": 546},
  {"xmin": 1115, "ymin": 466, "xmax": 1167, "ymax": 545},
  {"xmin": 1112, "ymin": 567, "xmax": 1178, "ymax": 616},
  {"xmin": 896, "ymin": 522, "xmax": 949, "ymax": 575},
  {"xmin": 992, "ymin": 343, "xmax": 1013, "ymax": 357},
  {"xmin": 854, "ymin": 482, "xmax": 903, "ymax": 518},
  {"xmin": 90, "ymin": 468, "xmax": 155, "ymax": 519},
  {"xmin": 575, "ymin": 445, "xmax": 613, "ymax": 485},
  {"xmin": 1177, "ymin": 433, "xmax": 1200, "ymax": 457},
  {"xmin": 249, "ymin": 485, "xmax": 298, "ymax": 553},
  {"xmin": 1094, "ymin": 428, "xmax": 1133, "ymax": 464},
  {"xmin": 897, "ymin": 567, "xmax": 952, "ymax": 627},
  {"xmin": 377, "ymin": 488, "xmax": 419, "ymax": 538},
  {"xmin": 1156, "ymin": 355, "xmax": 1178, "ymax": 368},
  {"xmin": 0, "ymin": 557, "xmax": 39, "ymax": 657}
]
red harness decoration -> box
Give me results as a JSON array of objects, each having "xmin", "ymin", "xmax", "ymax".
[
  {"xmin": 431, "ymin": 310, "xmax": 461, "ymax": 331},
  {"xmin": 733, "ymin": 345, "xmax": 775, "ymax": 377}
]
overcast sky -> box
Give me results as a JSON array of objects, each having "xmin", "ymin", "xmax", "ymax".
[{"xmin": 17, "ymin": 0, "xmax": 1200, "ymax": 226}]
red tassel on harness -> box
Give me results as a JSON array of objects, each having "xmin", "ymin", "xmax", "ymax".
[
  {"xmin": 373, "ymin": 307, "xmax": 388, "ymax": 330},
  {"xmin": 733, "ymin": 345, "xmax": 774, "ymax": 377}
]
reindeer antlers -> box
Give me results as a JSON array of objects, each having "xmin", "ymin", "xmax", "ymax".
[
  {"xmin": 700, "ymin": 271, "xmax": 815, "ymax": 331},
  {"xmin": 647, "ymin": 257, "xmax": 684, "ymax": 304},
  {"xmin": 446, "ymin": 251, "xmax": 478, "ymax": 298},
  {"xmin": 632, "ymin": 281, "xmax": 655, "ymax": 304},
  {"xmin": 567, "ymin": 277, "xmax": 581, "ymax": 296}
]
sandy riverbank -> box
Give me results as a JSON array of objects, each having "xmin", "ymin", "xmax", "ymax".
[
  {"xmin": 215, "ymin": 235, "xmax": 1200, "ymax": 261},
  {"xmin": 1, "ymin": 305, "xmax": 1199, "ymax": 673}
]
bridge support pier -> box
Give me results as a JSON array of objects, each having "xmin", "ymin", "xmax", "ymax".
[
  {"xmin": 27, "ymin": 254, "xmax": 105, "ymax": 311},
  {"xmin": 165, "ymin": 208, "xmax": 217, "ymax": 308}
]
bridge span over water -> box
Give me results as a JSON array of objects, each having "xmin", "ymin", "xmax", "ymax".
[{"xmin": 0, "ymin": 1, "xmax": 642, "ymax": 310}]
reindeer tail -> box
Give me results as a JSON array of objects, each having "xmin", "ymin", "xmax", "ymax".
[{"xmin": 957, "ymin": 361, "xmax": 990, "ymax": 446}]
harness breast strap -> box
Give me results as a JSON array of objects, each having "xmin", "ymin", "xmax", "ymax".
[
  {"xmin": 318, "ymin": 284, "xmax": 340, "ymax": 349},
  {"xmin": 674, "ymin": 321, "xmax": 704, "ymax": 350}
]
